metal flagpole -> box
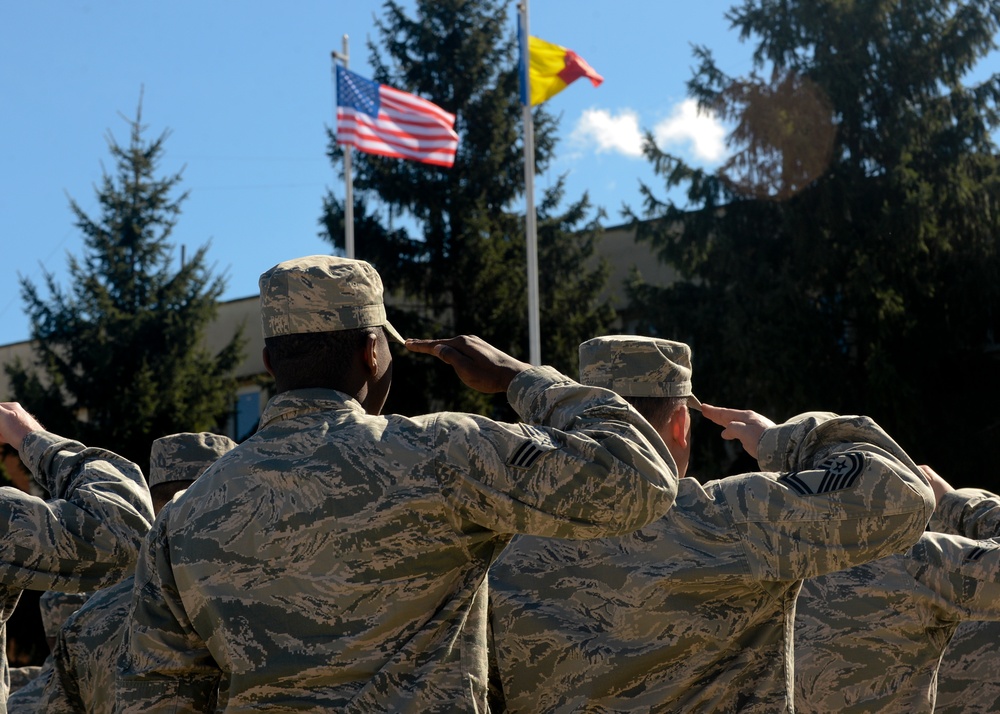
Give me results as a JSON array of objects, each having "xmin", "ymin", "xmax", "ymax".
[
  {"xmin": 332, "ymin": 35, "xmax": 355, "ymax": 259},
  {"xmin": 519, "ymin": 1, "xmax": 541, "ymax": 367}
]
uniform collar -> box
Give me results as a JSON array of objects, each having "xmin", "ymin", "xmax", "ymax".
[{"xmin": 258, "ymin": 388, "xmax": 365, "ymax": 430}]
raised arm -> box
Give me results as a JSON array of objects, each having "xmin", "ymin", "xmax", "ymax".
[
  {"xmin": 0, "ymin": 403, "xmax": 153, "ymax": 592},
  {"xmin": 703, "ymin": 410, "xmax": 935, "ymax": 581}
]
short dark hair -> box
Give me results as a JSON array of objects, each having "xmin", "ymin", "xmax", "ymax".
[
  {"xmin": 626, "ymin": 396, "xmax": 687, "ymax": 432},
  {"xmin": 264, "ymin": 327, "xmax": 379, "ymax": 390}
]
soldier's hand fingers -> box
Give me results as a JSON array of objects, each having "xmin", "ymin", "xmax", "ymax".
[
  {"xmin": 720, "ymin": 420, "xmax": 766, "ymax": 459},
  {"xmin": 701, "ymin": 404, "xmax": 753, "ymax": 427},
  {"xmin": 404, "ymin": 338, "xmax": 443, "ymax": 355},
  {"xmin": 431, "ymin": 343, "xmax": 476, "ymax": 369},
  {"xmin": 718, "ymin": 422, "xmax": 746, "ymax": 442}
]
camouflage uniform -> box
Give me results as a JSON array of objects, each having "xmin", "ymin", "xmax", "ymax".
[
  {"xmin": 7, "ymin": 591, "xmax": 90, "ymax": 713},
  {"xmin": 490, "ymin": 335, "xmax": 935, "ymax": 713},
  {"xmin": 5, "ymin": 670, "xmax": 40, "ymax": 696},
  {"xmin": 39, "ymin": 433, "xmax": 236, "ymax": 714},
  {"xmin": 794, "ymin": 488, "xmax": 1000, "ymax": 713},
  {"xmin": 115, "ymin": 257, "xmax": 679, "ymax": 713},
  {"xmin": 0, "ymin": 429, "xmax": 153, "ymax": 713},
  {"xmin": 933, "ymin": 488, "xmax": 1000, "ymax": 539},
  {"xmin": 933, "ymin": 619, "xmax": 1000, "ymax": 714},
  {"xmin": 922, "ymin": 488, "xmax": 1000, "ymax": 714}
]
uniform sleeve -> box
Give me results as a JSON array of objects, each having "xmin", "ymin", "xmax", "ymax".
[
  {"xmin": 903, "ymin": 534, "xmax": 1000, "ymax": 623},
  {"xmin": 713, "ymin": 412, "xmax": 935, "ymax": 581},
  {"xmin": 114, "ymin": 507, "xmax": 220, "ymax": 714},
  {"xmin": 38, "ymin": 632, "xmax": 77, "ymax": 714},
  {"xmin": 932, "ymin": 489, "xmax": 1000, "ymax": 539},
  {"xmin": 431, "ymin": 366, "xmax": 679, "ymax": 539},
  {"xmin": 0, "ymin": 431, "xmax": 155, "ymax": 592}
]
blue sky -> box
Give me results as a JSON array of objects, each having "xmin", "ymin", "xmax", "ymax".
[{"xmin": 0, "ymin": 1, "xmax": 995, "ymax": 346}]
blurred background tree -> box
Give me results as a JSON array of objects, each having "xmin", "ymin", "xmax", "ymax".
[
  {"xmin": 626, "ymin": 0, "xmax": 1000, "ymax": 485},
  {"xmin": 5, "ymin": 102, "xmax": 244, "ymax": 474}
]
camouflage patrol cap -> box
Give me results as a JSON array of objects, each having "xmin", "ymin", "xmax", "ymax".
[
  {"xmin": 148, "ymin": 432, "xmax": 237, "ymax": 488},
  {"xmin": 579, "ymin": 335, "xmax": 702, "ymax": 410},
  {"xmin": 39, "ymin": 591, "xmax": 90, "ymax": 639},
  {"xmin": 258, "ymin": 255, "xmax": 405, "ymax": 343}
]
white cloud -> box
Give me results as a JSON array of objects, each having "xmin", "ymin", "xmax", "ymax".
[
  {"xmin": 570, "ymin": 108, "xmax": 644, "ymax": 158},
  {"xmin": 568, "ymin": 101, "xmax": 729, "ymax": 165},
  {"xmin": 652, "ymin": 99, "xmax": 727, "ymax": 163}
]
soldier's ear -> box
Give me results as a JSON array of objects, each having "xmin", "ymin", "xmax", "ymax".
[
  {"xmin": 670, "ymin": 406, "xmax": 690, "ymax": 450},
  {"xmin": 363, "ymin": 332, "xmax": 379, "ymax": 376},
  {"xmin": 262, "ymin": 346, "xmax": 275, "ymax": 377}
]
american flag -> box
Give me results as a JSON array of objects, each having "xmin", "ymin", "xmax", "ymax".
[{"xmin": 336, "ymin": 66, "xmax": 459, "ymax": 168}]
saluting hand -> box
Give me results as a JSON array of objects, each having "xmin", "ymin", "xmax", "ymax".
[
  {"xmin": 917, "ymin": 464, "xmax": 955, "ymax": 505},
  {"xmin": 0, "ymin": 402, "xmax": 44, "ymax": 452},
  {"xmin": 405, "ymin": 335, "xmax": 532, "ymax": 394},
  {"xmin": 700, "ymin": 404, "xmax": 775, "ymax": 460}
]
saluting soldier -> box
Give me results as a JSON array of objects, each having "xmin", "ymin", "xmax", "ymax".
[
  {"xmin": 489, "ymin": 335, "xmax": 935, "ymax": 713},
  {"xmin": 795, "ymin": 474, "xmax": 1000, "ymax": 713},
  {"xmin": 114, "ymin": 256, "xmax": 679, "ymax": 712},
  {"xmin": 37, "ymin": 432, "xmax": 236, "ymax": 714},
  {"xmin": 0, "ymin": 403, "xmax": 154, "ymax": 714}
]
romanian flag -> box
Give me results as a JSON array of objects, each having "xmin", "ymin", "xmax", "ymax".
[{"xmin": 518, "ymin": 24, "xmax": 603, "ymax": 106}]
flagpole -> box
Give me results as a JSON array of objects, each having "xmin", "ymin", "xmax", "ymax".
[
  {"xmin": 332, "ymin": 35, "xmax": 355, "ymax": 259},
  {"xmin": 519, "ymin": 1, "xmax": 541, "ymax": 367}
]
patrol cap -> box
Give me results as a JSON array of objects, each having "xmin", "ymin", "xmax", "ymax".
[
  {"xmin": 148, "ymin": 432, "xmax": 237, "ymax": 488},
  {"xmin": 258, "ymin": 255, "xmax": 405, "ymax": 343},
  {"xmin": 579, "ymin": 335, "xmax": 702, "ymax": 410}
]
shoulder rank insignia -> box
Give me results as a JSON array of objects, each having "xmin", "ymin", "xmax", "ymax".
[
  {"xmin": 507, "ymin": 441, "xmax": 548, "ymax": 469},
  {"xmin": 779, "ymin": 453, "xmax": 867, "ymax": 495},
  {"xmin": 507, "ymin": 425, "xmax": 558, "ymax": 470},
  {"xmin": 964, "ymin": 543, "xmax": 999, "ymax": 563}
]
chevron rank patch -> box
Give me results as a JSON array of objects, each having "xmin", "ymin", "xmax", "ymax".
[
  {"xmin": 964, "ymin": 542, "xmax": 1000, "ymax": 563},
  {"xmin": 507, "ymin": 442, "xmax": 547, "ymax": 469},
  {"xmin": 778, "ymin": 453, "xmax": 867, "ymax": 496},
  {"xmin": 506, "ymin": 425, "xmax": 558, "ymax": 470}
]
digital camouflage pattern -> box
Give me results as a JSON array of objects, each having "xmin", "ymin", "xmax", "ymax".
[
  {"xmin": 147, "ymin": 432, "xmax": 237, "ymax": 488},
  {"xmin": 933, "ymin": 619, "xmax": 1000, "ymax": 714},
  {"xmin": 579, "ymin": 335, "xmax": 701, "ymax": 407},
  {"xmin": 114, "ymin": 365, "xmax": 679, "ymax": 712},
  {"xmin": 38, "ymin": 591, "xmax": 90, "ymax": 641},
  {"xmin": 40, "ymin": 578, "xmax": 134, "ymax": 714},
  {"xmin": 795, "ymin": 489, "xmax": 1000, "ymax": 714},
  {"xmin": 928, "ymin": 489, "xmax": 1000, "ymax": 714},
  {"xmin": 0, "ymin": 431, "xmax": 153, "ymax": 713},
  {"xmin": 258, "ymin": 255, "xmax": 404, "ymax": 342},
  {"xmin": 5, "ymin": 669, "xmax": 41, "ymax": 696},
  {"xmin": 5, "ymin": 668, "xmax": 47, "ymax": 713},
  {"xmin": 932, "ymin": 488, "xmax": 1000, "ymax": 539},
  {"xmin": 7, "ymin": 591, "xmax": 90, "ymax": 713},
  {"xmin": 40, "ymin": 432, "xmax": 235, "ymax": 713},
  {"xmin": 490, "ymin": 412, "xmax": 935, "ymax": 713}
]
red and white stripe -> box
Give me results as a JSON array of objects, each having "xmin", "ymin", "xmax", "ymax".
[{"xmin": 337, "ymin": 84, "xmax": 459, "ymax": 168}]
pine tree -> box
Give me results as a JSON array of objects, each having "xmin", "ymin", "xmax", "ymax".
[
  {"xmin": 629, "ymin": 0, "xmax": 1000, "ymax": 483},
  {"xmin": 6, "ymin": 103, "xmax": 244, "ymax": 474},
  {"xmin": 322, "ymin": 0, "xmax": 613, "ymax": 414}
]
